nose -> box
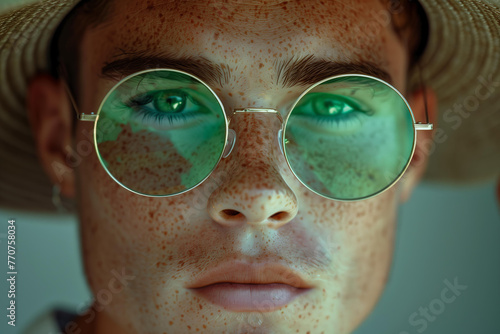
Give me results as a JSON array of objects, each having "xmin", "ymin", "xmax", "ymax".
[{"xmin": 207, "ymin": 112, "xmax": 298, "ymax": 229}]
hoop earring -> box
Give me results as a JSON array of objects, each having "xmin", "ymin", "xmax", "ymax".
[{"xmin": 52, "ymin": 185, "xmax": 69, "ymax": 213}]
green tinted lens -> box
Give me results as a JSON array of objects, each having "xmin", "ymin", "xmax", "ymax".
[
  {"xmin": 284, "ymin": 75, "xmax": 415, "ymax": 201},
  {"xmin": 94, "ymin": 69, "xmax": 226, "ymax": 196}
]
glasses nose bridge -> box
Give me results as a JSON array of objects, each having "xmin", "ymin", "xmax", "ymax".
[
  {"xmin": 231, "ymin": 108, "xmax": 284, "ymax": 121},
  {"xmin": 223, "ymin": 108, "xmax": 286, "ymax": 159}
]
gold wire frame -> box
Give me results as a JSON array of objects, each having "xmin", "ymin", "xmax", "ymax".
[
  {"xmin": 60, "ymin": 67, "xmax": 433, "ymax": 201},
  {"xmin": 76, "ymin": 68, "xmax": 229, "ymax": 198},
  {"xmin": 281, "ymin": 73, "xmax": 432, "ymax": 202}
]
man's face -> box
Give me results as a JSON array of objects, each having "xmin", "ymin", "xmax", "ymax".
[{"xmin": 75, "ymin": 0, "xmax": 410, "ymax": 333}]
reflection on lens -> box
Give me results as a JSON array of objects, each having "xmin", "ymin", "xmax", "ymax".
[
  {"xmin": 94, "ymin": 69, "xmax": 226, "ymax": 196},
  {"xmin": 284, "ymin": 75, "xmax": 415, "ymax": 201}
]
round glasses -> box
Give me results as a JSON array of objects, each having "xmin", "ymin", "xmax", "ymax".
[{"xmin": 79, "ymin": 68, "xmax": 432, "ymax": 201}]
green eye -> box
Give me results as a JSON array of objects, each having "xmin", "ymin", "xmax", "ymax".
[
  {"xmin": 312, "ymin": 94, "xmax": 358, "ymax": 116},
  {"xmin": 153, "ymin": 91, "xmax": 186, "ymax": 113}
]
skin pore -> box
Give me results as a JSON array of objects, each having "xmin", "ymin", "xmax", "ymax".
[{"xmin": 28, "ymin": 0, "xmax": 437, "ymax": 333}]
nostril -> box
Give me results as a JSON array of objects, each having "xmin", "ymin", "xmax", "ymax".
[
  {"xmin": 270, "ymin": 211, "xmax": 290, "ymax": 221},
  {"xmin": 221, "ymin": 209, "xmax": 242, "ymax": 218}
]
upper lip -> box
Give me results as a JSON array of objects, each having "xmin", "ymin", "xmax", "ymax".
[{"xmin": 186, "ymin": 261, "xmax": 315, "ymax": 289}]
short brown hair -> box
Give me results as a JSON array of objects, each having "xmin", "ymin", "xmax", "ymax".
[{"xmin": 49, "ymin": 0, "xmax": 113, "ymax": 106}]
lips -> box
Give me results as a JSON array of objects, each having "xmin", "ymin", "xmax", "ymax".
[{"xmin": 186, "ymin": 261, "xmax": 315, "ymax": 312}]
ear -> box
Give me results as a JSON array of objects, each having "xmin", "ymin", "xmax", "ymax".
[
  {"xmin": 398, "ymin": 86, "xmax": 438, "ymax": 203},
  {"xmin": 27, "ymin": 73, "xmax": 75, "ymax": 198}
]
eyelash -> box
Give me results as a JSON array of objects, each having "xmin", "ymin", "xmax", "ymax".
[{"xmin": 121, "ymin": 90, "xmax": 199, "ymax": 127}]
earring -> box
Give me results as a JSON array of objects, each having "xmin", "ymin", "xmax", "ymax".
[{"xmin": 52, "ymin": 185, "xmax": 69, "ymax": 213}]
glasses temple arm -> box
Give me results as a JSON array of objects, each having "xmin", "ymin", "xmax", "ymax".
[
  {"xmin": 415, "ymin": 64, "xmax": 433, "ymax": 131},
  {"xmin": 58, "ymin": 64, "xmax": 97, "ymax": 121}
]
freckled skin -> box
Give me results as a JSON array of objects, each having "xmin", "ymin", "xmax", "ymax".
[
  {"xmin": 96, "ymin": 76, "xmax": 226, "ymax": 195},
  {"xmin": 285, "ymin": 78, "xmax": 415, "ymax": 200},
  {"xmin": 75, "ymin": 0, "xmax": 410, "ymax": 333},
  {"xmin": 98, "ymin": 124, "xmax": 192, "ymax": 194}
]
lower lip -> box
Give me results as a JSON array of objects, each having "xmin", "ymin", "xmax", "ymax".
[{"xmin": 190, "ymin": 283, "xmax": 311, "ymax": 312}]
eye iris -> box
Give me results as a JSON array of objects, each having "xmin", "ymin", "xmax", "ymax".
[
  {"xmin": 154, "ymin": 92, "xmax": 186, "ymax": 113},
  {"xmin": 315, "ymin": 99, "xmax": 352, "ymax": 116}
]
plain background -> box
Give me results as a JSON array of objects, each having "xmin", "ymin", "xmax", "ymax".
[{"xmin": 0, "ymin": 0, "xmax": 499, "ymax": 333}]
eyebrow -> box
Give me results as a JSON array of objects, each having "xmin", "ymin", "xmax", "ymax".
[
  {"xmin": 101, "ymin": 50, "xmax": 232, "ymax": 86},
  {"xmin": 275, "ymin": 55, "xmax": 393, "ymax": 87},
  {"xmin": 101, "ymin": 51, "xmax": 393, "ymax": 88}
]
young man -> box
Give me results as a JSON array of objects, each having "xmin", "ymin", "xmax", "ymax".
[{"xmin": 0, "ymin": 0, "xmax": 498, "ymax": 333}]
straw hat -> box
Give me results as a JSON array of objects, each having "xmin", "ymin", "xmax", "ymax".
[{"xmin": 0, "ymin": 0, "xmax": 499, "ymax": 212}]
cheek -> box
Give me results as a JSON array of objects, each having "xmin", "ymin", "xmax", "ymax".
[
  {"xmin": 344, "ymin": 193, "xmax": 397, "ymax": 301},
  {"xmin": 76, "ymin": 144, "xmax": 232, "ymax": 331},
  {"xmin": 76, "ymin": 129, "xmax": 185, "ymax": 283},
  {"xmin": 298, "ymin": 188, "xmax": 397, "ymax": 312},
  {"xmin": 286, "ymin": 128, "xmax": 402, "ymax": 199},
  {"xmin": 97, "ymin": 124, "xmax": 192, "ymax": 194},
  {"xmin": 94, "ymin": 105, "xmax": 226, "ymax": 196}
]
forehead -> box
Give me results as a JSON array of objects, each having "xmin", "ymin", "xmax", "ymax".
[
  {"xmin": 94, "ymin": 0, "xmax": 394, "ymax": 55},
  {"xmin": 81, "ymin": 0, "xmax": 407, "ymax": 97}
]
